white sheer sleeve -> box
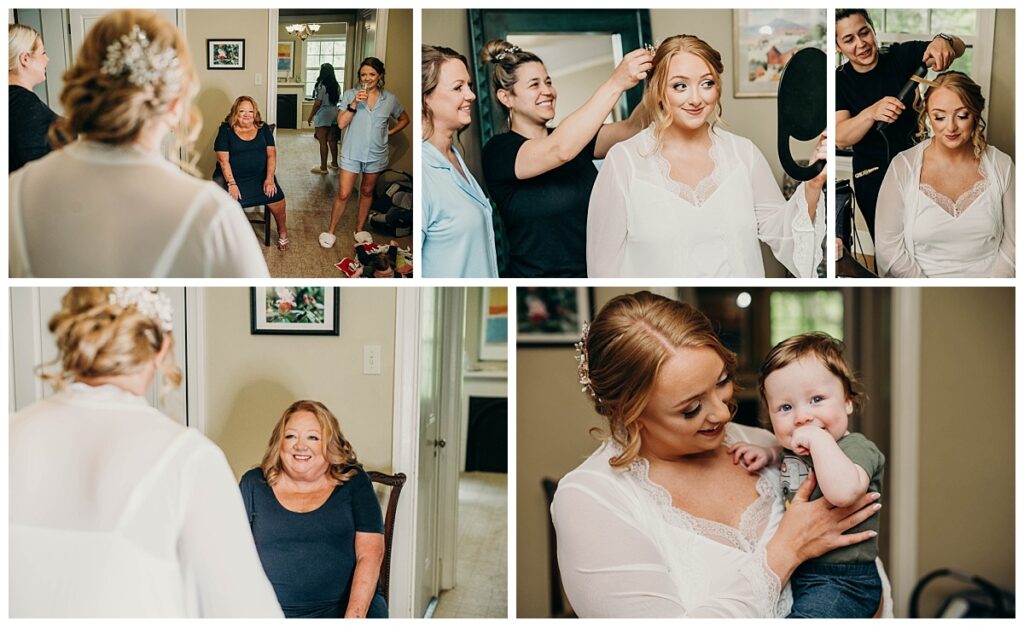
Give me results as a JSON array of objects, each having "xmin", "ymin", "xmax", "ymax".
[
  {"xmin": 177, "ymin": 440, "xmax": 283, "ymax": 617},
  {"xmin": 875, "ymin": 155, "xmax": 927, "ymax": 278},
  {"xmin": 991, "ymin": 156, "xmax": 1015, "ymax": 277},
  {"xmin": 747, "ymin": 144, "xmax": 824, "ymax": 278},
  {"xmin": 586, "ymin": 147, "xmax": 629, "ymax": 277},
  {"xmin": 203, "ymin": 191, "xmax": 272, "ymax": 278},
  {"xmin": 552, "ymin": 471, "xmax": 782, "ymax": 617}
]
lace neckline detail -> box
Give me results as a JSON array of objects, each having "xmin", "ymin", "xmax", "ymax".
[
  {"xmin": 624, "ymin": 440, "xmax": 779, "ymax": 553},
  {"xmin": 919, "ymin": 164, "xmax": 988, "ymax": 218},
  {"xmin": 647, "ymin": 125, "xmax": 724, "ymax": 207}
]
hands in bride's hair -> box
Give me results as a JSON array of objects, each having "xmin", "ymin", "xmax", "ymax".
[
  {"xmin": 766, "ymin": 470, "xmax": 881, "ymax": 583},
  {"xmin": 611, "ymin": 48, "xmax": 655, "ymax": 92}
]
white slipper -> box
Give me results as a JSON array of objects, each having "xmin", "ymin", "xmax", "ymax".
[{"xmin": 318, "ymin": 232, "xmax": 337, "ymax": 248}]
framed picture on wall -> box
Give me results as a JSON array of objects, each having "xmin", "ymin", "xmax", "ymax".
[
  {"xmin": 250, "ymin": 287, "xmax": 340, "ymax": 336},
  {"xmin": 207, "ymin": 38, "xmax": 245, "ymax": 70},
  {"xmin": 277, "ymin": 41, "xmax": 294, "ymax": 77},
  {"xmin": 517, "ymin": 287, "xmax": 593, "ymax": 346},
  {"xmin": 733, "ymin": 9, "xmax": 825, "ymax": 97},
  {"xmin": 479, "ymin": 287, "xmax": 508, "ymax": 361}
]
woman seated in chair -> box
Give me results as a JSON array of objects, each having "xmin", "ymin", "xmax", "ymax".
[
  {"xmin": 240, "ymin": 400, "xmax": 387, "ymax": 618},
  {"xmin": 214, "ymin": 96, "xmax": 289, "ymax": 250}
]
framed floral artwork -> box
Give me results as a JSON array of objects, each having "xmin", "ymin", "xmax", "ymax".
[
  {"xmin": 250, "ymin": 287, "xmax": 339, "ymax": 335},
  {"xmin": 207, "ymin": 38, "xmax": 245, "ymax": 70}
]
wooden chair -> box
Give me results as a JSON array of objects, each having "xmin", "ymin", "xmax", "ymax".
[
  {"xmin": 542, "ymin": 477, "xmax": 575, "ymax": 618},
  {"xmin": 368, "ymin": 471, "xmax": 407, "ymax": 604}
]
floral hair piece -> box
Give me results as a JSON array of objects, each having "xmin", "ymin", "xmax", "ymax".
[
  {"xmin": 100, "ymin": 24, "xmax": 183, "ymax": 94},
  {"xmin": 574, "ymin": 322, "xmax": 599, "ymax": 403},
  {"xmin": 109, "ymin": 287, "xmax": 174, "ymax": 332},
  {"xmin": 495, "ymin": 45, "xmax": 522, "ymax": 62}
]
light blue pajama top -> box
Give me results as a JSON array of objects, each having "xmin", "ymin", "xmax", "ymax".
[
  {"xmin": 338, "ymin": 88, "xmax": 404, "ymax": 163},
  {"xmin": 421, "ymin": 139, "xmax": 499, "ymax": 278}
]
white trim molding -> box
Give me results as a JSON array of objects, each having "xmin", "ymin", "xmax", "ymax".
[{"xmin": 890, "ymin": 287, "xmax": 921, "ymax": 617}]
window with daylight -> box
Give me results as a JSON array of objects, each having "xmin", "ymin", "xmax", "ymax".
[
  {"xmin": 769, "ymin": 291, "xmax": 844, "ymax": 346},
  {"xmin": 304, "ymin": 31, "xmax": 348, "ymax": 99}
]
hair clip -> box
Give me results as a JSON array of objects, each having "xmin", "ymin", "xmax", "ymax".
[
  {"xmin": 109, "ymin": 287, "xmax": 174, "ymax": 332},
  {"xmin": 100, "ymin": 24, "xmax": 183, "ymax": 95},
  {"xmin": 643, "ymin": 42, "xmax": 657, "ymax": 55},
  {"xmin": 574, "ymin": 322, "xmax": 598, "ymax": 401},
  {"xmin": 495, "ymin": 45, "xmax": 521, "ymax": 62}
]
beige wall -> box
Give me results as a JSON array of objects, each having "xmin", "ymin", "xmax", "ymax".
[
  {"xmin": 203, "ymin": 287, "xmax": 396, "ymax": 481},
  {"xmin": 384, "ymin": 9, "xmax": 414, "ymax": 175},
  {"xmin": 987, "ymin": 9, "xmax": 1015, "ymax": 160},
  {"xmin": 915, "ymin": 288, "xmax": 1014, "ymax": 613},
  {"xmin": 186, "ymin": 9, "xmax": 272, "ymax": 177},
  {"xmin": 517, "ymin": 287, "xmax": 1015, "ymax": 617}
]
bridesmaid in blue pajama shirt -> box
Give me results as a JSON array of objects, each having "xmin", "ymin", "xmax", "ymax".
[{"xmin": 421, "ymin": 45, "xmax": 499, "ymax": 278}]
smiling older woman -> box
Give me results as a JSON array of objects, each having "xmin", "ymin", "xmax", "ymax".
[{"xmin": 240, "ymin": 400, "xmax": 387, "ymax": 618}]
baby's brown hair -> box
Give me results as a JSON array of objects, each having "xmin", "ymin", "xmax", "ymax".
[{"xmin": 758, "ymin": 332, "xmax": 864, "ymax": 413}]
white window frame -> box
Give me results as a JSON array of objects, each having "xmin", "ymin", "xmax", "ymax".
[{"xmin": 303, "ymin": 32, "xmax": 348, "ymax": 99}]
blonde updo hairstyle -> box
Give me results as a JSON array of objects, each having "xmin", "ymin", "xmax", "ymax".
[
  {"xmin": 50, "ymin": 10, "xmax": 201, "ymax": 173},
  {"xmin": 422, "ymin": 44, "xmax": 471, "ymax": 139},
  {"xmin": 9, "ymin": 24, "xmax": 42, "ymax": 73},
  {"xmin": 642, "ymin": 35, "xmax": 725, "ymax": 148},
  {"xmin": 916, "ymin": 70, "xmax": 988, "ymax": 159},
  {"xmin": 582, "ymin": 291, "xmax": 737, "ymax": 468},
  {"xmin": 43, "ymin": 287, "xmax": 181, "ymax": 395},
  {"xmin": 480, "ymin": 39, "xmax": 544, "ymax": 124},
  {"xmin": 260, "ymin": 400, "xmax": 362, "ymax": 486}
]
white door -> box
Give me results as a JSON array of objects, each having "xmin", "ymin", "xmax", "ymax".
[
  {"xmin": 9, "ymin": 287, "xmax": 188, "ymax": 423},
  {"xmin": 68, "ymin": 9, "xmax": 179, "ymax": 65},
  {"xmin": 414, "ymin": 287, "xmax": 442, "ymax": 616}
]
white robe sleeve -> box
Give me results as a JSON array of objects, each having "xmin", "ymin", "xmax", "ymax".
[
  {"xmin": 552, "ymin": 474, "xmax": 783, "ymax": 618},
  {"xmin": 875, "ymin": 154, "xmax": 928, "ymax": 278},
  {"xmin": 748, "ymin": 144, "xmax": 824, "ymax": 278},
  {"xmin": 177, "ymin": 440, "xmax": 283, "ymax": 617},
  {"xmin": 587, "ymin": 148, "xmax": 629, "ymax": 278},
  {"xmin": 991, "ymin": 155, "xmax": 1015, "ymax": 277},
  {"xmin": 204, "ymin": 191, "xmax": 272, "ymax": 278}
]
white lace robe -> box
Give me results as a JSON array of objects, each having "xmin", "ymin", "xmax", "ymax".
[
  {"xmin": 875, "ymin": 140, "xmax": 1015, "ymax": 278},
  {"xmin": 551, "ymin": 423, "xmax": 893, "ymax": 618},
  {"xmin": 10, "ymin": 383, "xmax": 283, "ymax": 617},
  {"xmin": 586, "ymin": 126, "xmax": 824, "ymax": 278},
  {"xmin": 8, "ymin": 140, "xmax": 271, "ymax": 278}
]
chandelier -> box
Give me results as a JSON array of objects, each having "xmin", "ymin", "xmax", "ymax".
[{"xmin": 286, "ymin": 23, "xmax": 321, "ymax": 41}]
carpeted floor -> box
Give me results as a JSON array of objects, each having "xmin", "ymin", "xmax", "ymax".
[
  {"xmin": 253, "ymin": 128, "xmax": 413, "ymax": 278},
  {"xmin": 433, "ymin": 471, "xmax": 508, "ymax": 618}
]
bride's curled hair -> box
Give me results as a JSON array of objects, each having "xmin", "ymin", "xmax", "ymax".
[
  {"xmin": 582, "ymin": 291, "xmax": 737, "ymax": 468},
  {"xmin": 43, "ymin": 287, "xmax": 181, "ymax": 392},
  {"xmin": 642, "ymin": 35, "xmax": 725, "ymax": 148}
]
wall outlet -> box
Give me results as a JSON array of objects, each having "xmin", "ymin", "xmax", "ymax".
[
  {"xmin": 363, "ymin": 345, "xmax": 381, "ymax": 375},
  {"xmin": 255, "ymin": 73, "xmax": 263, "ymax": 86}
]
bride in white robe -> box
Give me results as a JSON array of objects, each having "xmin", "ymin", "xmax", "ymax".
[
  {"xmin": 874, "ymin": 72, "xmax": 1014, "ymax": 278},
  {"xmin": 586, "ymin": 35, "xmax": 825, "ymax": 279}
]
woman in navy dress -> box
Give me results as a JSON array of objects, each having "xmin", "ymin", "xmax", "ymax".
[
  {"xmin": 240, "ymin": 400, "xmax": 387, "ymax": 618},
  {"xmin": 214, "ymin": 96, "xmax": 289, "ymax": 250}
]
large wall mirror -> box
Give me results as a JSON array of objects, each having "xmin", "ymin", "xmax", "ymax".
[{"xmin": 468, "ymin": 9, "xmax": 652, "ymax": 146}]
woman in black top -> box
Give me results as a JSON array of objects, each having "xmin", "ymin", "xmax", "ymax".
[
  {"xmin": 214, "ymin": 96, "xmax": 289, "ymax": 250},
  {"xmin": 241, "ymin": 400, "xmax": 387, "ymax": 618},
  {"xmin": 834, "ymin": 9, "xmax": 964, "ymax": 239},
  {"xmin": 480, "ymin": 39, "xmax": 652, "ymax": 278},
  {"xmin": 9, "ymin": 24, "xmax": 57, "ymax": 172}
]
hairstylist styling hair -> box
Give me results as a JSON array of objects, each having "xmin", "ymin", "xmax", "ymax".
[
  {"xmin": 479, "ymin": 40, "xmax": 652, "ymax": 278},
  {"xmin": 834, "ymin": 9, "xmax": 964, "ymax": 240}
]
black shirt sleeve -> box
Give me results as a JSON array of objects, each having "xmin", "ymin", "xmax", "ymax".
[
  {"xmin": 481, "ymin": 132, "xmax": 529, "ymax": 204},
  {"xmin": 238, "ymin": 468, "xmax": 261, "ymax": 525},
  {"xmin": 262, "ymin": 123, "xmax": 276, "ymax": 147},
  {"xmin": 890, "ymin": 40, "xmax": 931, "ymax": 78},
  {"xmin": 9, "ymin": 87, "xmax": 57, "ymax": 172},
  {"xmin": 348, "ymin": 468, "xmax": 385, "ymax": 534},
  {"xmin": 214, "ymin": 123, "xmax": 232, "ymax": 152}
]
